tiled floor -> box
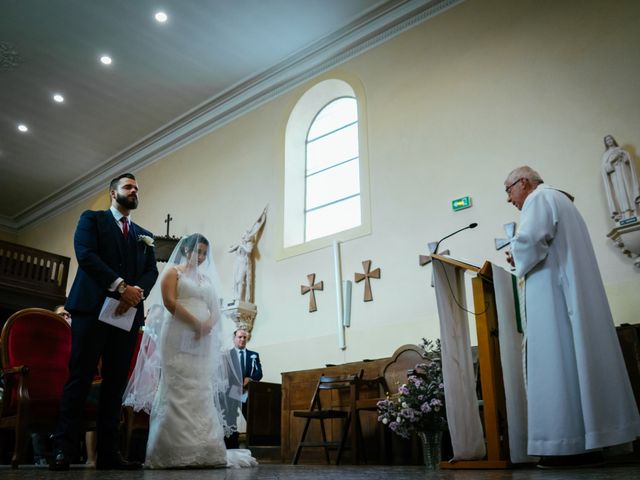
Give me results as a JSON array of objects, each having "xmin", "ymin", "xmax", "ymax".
[{"xmin": 2, "ymin": 463, "xmax": 640, "ymax": 480}]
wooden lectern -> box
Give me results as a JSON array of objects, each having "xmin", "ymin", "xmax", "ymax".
[{"xmin": 431, "ymin": 254, "xmax": 509, "ymax": 469}]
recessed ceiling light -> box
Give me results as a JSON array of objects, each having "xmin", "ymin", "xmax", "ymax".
[
  {"xmin": 17, "ymin": 124, "xmax": 28, "ymax": 132},
  {"xmin": 100, "ymin": 55, "xmax": 112, "ymax": 65},
  {"xmin": 53, "ymin": 93, "xmax": 64, "ymax": 103},
  {"xmin": 155, "ymin": 11, "xmax": 168, "ymax": 23}
]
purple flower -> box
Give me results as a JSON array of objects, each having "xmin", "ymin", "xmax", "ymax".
[{"xmin": 400, "ymin": 408, "xmax": 419, "ymax": 422}]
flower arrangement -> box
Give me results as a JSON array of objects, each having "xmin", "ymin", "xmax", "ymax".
[{"xmin": 377, "ymin": 338, "xmax": 446, "ymax": 438}]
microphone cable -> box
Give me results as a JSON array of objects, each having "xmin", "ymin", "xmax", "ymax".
[{"xmin": 433, "ymin": 258, "xmax": 487, "ymax": 316}]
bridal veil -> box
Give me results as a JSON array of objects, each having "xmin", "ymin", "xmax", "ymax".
[{"xmin": 123, "ymin": 233, "xmax": 242, "ymax": 437}]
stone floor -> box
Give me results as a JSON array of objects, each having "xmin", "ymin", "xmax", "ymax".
[{"xmin": 2, "ymin": 463, "xmax": 640, "ymax": 480}]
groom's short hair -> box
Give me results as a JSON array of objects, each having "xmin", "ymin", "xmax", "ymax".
[{"xmin": 109, "ymin": 173, "xmax": 136, "ymax": 191}]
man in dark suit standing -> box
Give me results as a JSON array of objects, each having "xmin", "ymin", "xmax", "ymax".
[
  {"xmin": 224, "ymin": 328, "xmax": 263, "ymax": 449},
  {"xmin": 51, "ymin": 173, "xmax": 158, "ymax": 471}
]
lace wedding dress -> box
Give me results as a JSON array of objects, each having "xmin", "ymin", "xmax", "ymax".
[{"xmin": 145, "ymin": 270, "xmax": 257, "ymax": 468}]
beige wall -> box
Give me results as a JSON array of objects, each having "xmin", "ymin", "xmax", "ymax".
[{"xmin": 17, "ymin": 0, "xmax": 640, "ymax": 383}]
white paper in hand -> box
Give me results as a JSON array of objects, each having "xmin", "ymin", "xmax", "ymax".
[
  {"xmin": 98, "ymin": 297, "xmax": 136, "ymax": 331},
  {"xmin": 229, "ymin": 385, "xmax": 243, "ymax": 401}
]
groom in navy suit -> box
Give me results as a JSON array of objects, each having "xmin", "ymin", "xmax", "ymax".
[
  {"xmin": 225, "ymin": 328, "xmax": 263, "ymax": 448},
  {"xmin": 51, "ymin": 173, "xmax": 158, "ymax": 470}
]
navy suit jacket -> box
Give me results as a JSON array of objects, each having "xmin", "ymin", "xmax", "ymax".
[
  {"xmin": 66, "ymin": 209, "xmax": 158, "ymax": 325},
  {"xmin": 231, "ymin": 348, "xmax": 263, "ymax": 382}
]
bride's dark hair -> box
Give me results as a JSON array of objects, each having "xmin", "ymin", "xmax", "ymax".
[
  {"xmin": 182, "ymin": 233, "xmax": 209, "ymax": 251},
  {"xmin": 177, "ymin": 233, "xmax": 210, "ymax": 262}
]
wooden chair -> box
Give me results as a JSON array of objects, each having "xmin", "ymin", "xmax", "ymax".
[
  {"xmin": 351, "ymin": 344, "xmax": 426, "ymax": 464},
  {"xmin": 0, "ymin": 308, "xmax": 96, "ymax": 468},
  {"xmin": 292, "ymin": 371, "xmax": 362, "ymax": 465}
]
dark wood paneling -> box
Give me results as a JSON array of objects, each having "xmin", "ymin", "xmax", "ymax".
[{"xmin": 246, "ymin": 381, "xmax": 281, "ymax": 446}]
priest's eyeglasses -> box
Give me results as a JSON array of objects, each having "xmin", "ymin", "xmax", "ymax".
[{"xmin": 505, "ymin": 178, "xmax": 523, "ymax": 194}]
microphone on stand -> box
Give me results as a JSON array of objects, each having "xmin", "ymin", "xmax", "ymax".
[{"xmin": 433, "ymin": 223, "xmax": 478, "ymax": 255}]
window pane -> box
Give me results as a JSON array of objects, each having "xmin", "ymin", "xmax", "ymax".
[
  {"xmin": 306, "ymin": 159, "xmax": 360, "ymax": 210},
  {"xmin": 307, "ymin": 97, "xmax": 357, "ymax": 141},
  {"xmin": 306, "ymin": 123, "xmax": 359, "ymax": 175},
  {"xmin": 306, "ymin": 195, "xmax": 361, "ymax": 241}
]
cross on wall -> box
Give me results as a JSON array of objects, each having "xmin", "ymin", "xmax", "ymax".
[
  {"xmin": 354, "ymin": 260, "xmax": 381, "ymax": 302},
  {"xmin": 419, "ymin": 242, "xmax": 449, "ymax": 267},
  {"xmin": 494, "ymin": 222, "xmax": 516, "ymax": 250},
  {"xmin": 301, "ymin": 273, "xmax": 323, "ymax": 312},
  {"xmin": 164, "ymin": 213, "xmax": 173, "ymax": 237}
]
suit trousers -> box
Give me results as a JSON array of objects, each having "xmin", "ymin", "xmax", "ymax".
[{"xmin": 54, "ymin": 312, "xmax": 139, "ymax": 457}]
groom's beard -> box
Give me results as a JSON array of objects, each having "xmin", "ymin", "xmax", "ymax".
[{"xmin": 116, "ymin": 192, "xmax": 138, "ymax": 210}]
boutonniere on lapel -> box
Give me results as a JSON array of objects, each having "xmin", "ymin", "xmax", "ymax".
[{"xmin": 138, "ymin": 235, "xmax": 155, "ymax": 253}]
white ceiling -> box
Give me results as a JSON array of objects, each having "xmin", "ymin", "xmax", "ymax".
[{"xmin": 0, "ymin": 0, "xmax": 457, "ymax": 232}]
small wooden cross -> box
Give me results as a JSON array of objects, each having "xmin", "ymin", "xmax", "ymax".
[
  {"xmin": 354, "ymin": 260, "xmax": 381, "ymax": 302},
  {"xmin": 301, "ymin": 273, "xmax": 323, "ymax": 312},
  {"xmin": 494, "ymin": 222, "xmax": 516, "ymax": 250},
  {"xmin": 419, "ymin": 242, "xmax": 449, "ymax": 267},
  {"xmin": 164, "ymin": 213, "xmax": 173, "ymax": 237}
]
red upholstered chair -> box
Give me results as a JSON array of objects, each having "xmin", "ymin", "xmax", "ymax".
[{"xmin": 0, "ymin": 308, "xmax": 72, "ymax": 468}]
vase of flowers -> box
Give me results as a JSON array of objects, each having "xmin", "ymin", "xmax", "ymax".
[
  {"xmin": 377, "ymin": 339, "xmax": 445, "ymax": 469},
  {"xmin": 417, "ymin": 430, "xmax": 442, "ymax": 470}
]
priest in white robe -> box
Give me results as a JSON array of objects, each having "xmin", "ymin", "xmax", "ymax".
[{"xmin": 504, "ymin": 166, "xmax": 640, "ymax": 467}]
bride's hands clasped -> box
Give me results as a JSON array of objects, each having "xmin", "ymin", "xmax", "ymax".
[{"xmin": 194, "ymin": 315, "xmax": 213, "ymax": 340}]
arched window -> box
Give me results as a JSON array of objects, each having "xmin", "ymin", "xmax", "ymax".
[
  {"xmin": 305, "ymin": 97, "xmax": 360, "ymax": 242},
  {"xmin": 282, "ymin": 78, "xmax": 370, "ymax": 258}
]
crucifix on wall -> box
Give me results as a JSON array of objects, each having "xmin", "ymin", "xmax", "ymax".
[
  {"xmin": 153, "ymin": 213, "xmax": 180, "ymax": 263},
  {"xmin": 301, "ymin": 273, "xmax": 323, "ymax": 312},
  {"xmin": 354, "ymin": 260, "xmax": 381, "ymax": 302},
  {"xmin": 164, "ymin": 213, "xmax": 173, "ymax": 237}
]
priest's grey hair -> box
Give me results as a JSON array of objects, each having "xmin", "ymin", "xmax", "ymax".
[{"xmin": 505, "ymin": 166, "xmax": 544, "ymax": 186}]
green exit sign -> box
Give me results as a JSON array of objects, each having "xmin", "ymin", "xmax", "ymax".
[{"xmin": 452, "ymin": 196, "xmax": 472, "ymax": 211}]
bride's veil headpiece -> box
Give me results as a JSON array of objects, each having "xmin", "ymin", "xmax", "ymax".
[{"xmin": 123, "ymin": 233, "xmax": 242, "ymax": 436}]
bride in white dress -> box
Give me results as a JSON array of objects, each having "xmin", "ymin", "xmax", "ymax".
[{"xmin": 123, "ymin": 233, "xmax": 257, "ymax": 469}]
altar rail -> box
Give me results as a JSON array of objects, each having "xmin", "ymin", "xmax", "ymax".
[{"xmin": 0, "ymin": 240, "xmax": 70, "ymax": 309}]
